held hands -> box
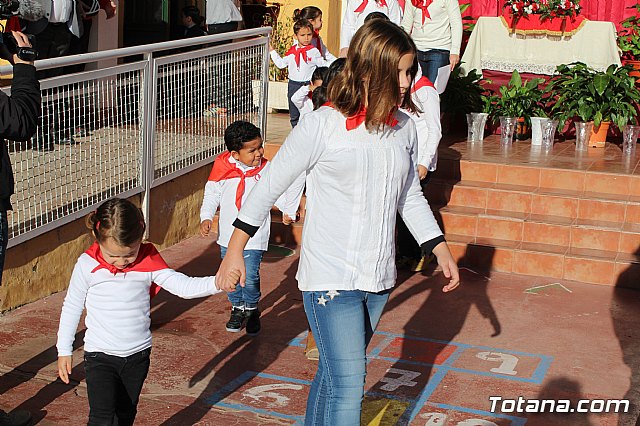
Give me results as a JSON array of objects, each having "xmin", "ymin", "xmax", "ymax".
[
  {"xmin": 200, "ymin": 220, "xmax": 212, "ymax": 237},
  {"xmin": 432, "ymin": 242, "xmax": 461, "ymax": 293},
  {"xmin": 216, "ymin": 251, "xmax": 246, "ymax": 292},
  {"xmin": 282, "ymin": 213, "xmax": 297, "ymax": 225},
  {"xmin": 57, "ymin": 355, "xmax": 72, "ymax": 384}
]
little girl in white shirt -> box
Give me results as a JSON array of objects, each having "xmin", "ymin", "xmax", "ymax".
[
  {"xmin": 56, "ymin": 198, "xmax": 232, "ymax": 425},
  {"xmin": 290, "ymin": 66, "xmax": 328, "ymax": 123},
  {"xmin": 294, "ymin": 6, "xmax": 338, "ymax": 63},
  {"xmin": 270, "ymin": 19, "xmax": 329, "ymax": 127}
]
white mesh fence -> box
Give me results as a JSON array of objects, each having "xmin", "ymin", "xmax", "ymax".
[{"xmin": 5, "ymin": 30, "xmax": 270, "ymax": 247}]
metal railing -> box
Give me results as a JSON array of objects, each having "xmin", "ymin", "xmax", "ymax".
[{"xmin": 4, "ymin": 27, "xmax": 272, "ymax": 248}]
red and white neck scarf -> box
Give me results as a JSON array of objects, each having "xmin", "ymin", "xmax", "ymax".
[
  {"xmin": 208, "ymin": 151, "xmax": 268, "ymax": 211},
  {"xmin": 412, "ymin": 0, "xmax": 433, "ymax": 24},
  {"xmin": 285, "ymin": 44, "xmax": 315, "ymax": 67}
]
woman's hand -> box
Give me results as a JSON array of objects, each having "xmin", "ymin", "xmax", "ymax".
[
  {"xmin": 432, "ymin": 241, "xmax": 460, "ymax": 292},
  {"xmin": 449, "ymin": 54, "xmax": 460, "ymax": 71},
  {"xmin": 58, "ymin": 355, "xmax": 72, "ymax": 384},
  {"xmin": 216, "ymin": 249, "xmax": 246, "ymax": 292},
  {"xmin": 417, "ymin": 165, "xmax": 428, "ymax": 181}
]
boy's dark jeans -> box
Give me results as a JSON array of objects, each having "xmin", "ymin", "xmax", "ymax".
[{"xmin": 84, "ymin": 348, "xmax": 151, "ymax": 426}]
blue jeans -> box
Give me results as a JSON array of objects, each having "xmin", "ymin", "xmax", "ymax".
[
  {"xmin": 417, "ymin": 48, "xmax": 450, "ymax": 83},
  {"xmin": 303, "ymin": 289, "xmax": 391, "ymax": 425},
  {"xmin": 220, "ymin": 246, "xmax": 264, "ymax": 309},
  {"xmin": 0, "ymin": 210, "xmax": 7, "ymax": 286}
]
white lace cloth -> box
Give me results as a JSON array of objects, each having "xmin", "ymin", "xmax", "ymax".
[{"xmin": 460, "ymin": 17, "xmax": 621, "ymax": 76}]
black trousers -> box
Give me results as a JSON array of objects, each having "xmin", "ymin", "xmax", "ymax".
[
  {"xmin": 288, "ymin": 80, "xmax": 308, "ymax": 128},
  {"xmin": 84, "ymin": 348, "xmax": 151, "ymax": 426}
]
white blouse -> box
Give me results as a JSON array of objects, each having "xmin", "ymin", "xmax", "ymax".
[
  {"xmin": 237, "ymin": 106, "xmax": 443, "ymax": 292},
  {"xmin": 340, "ymin": 0, "xmax": 403, "ymax": 49}
]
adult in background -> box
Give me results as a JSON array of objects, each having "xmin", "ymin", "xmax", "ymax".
[
  {"xmin": 401, "ymin": 0, "xmax": 462, "ymax": 82},
  {"xmin": 206, "ymin": 0, "xmax": 242, "ymax": 36},
  {"xmin": 0, "ymin": 32, "xmax": 41, "ymax": 426}
]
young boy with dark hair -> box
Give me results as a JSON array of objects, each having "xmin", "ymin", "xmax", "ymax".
[{"xmin": 200, "ymin": 121, "xmax": 302, "ymax": 334}]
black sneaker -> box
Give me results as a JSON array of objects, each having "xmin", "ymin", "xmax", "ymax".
[
  {"xmin": 245, "ymin": 309, "xmax": 261, "ymax": 336},
  {"xmin": 0, "ymin": 409, "xmax": 33, "ymax": 426},
  {"xmin": 225, "ymin": 307, "xmax": 245, "ymax": 332}
]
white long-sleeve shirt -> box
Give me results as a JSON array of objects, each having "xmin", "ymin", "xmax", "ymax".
[
  {"xmin": 200, "ymin": 155, "xmax": 302, "ymax": 251},
  {"xmin": 270, "ymin": 46, "xmax": 328, "ymax": 82},
  {"xmin": 340, "ymin": 0, "xmax": 403, "ymax": 50},
  {"xmin": 291, "ymin": 85, "xmax": 314, "ymax": 121},
  {"xmin": 237, "ymin": 107, "xmax": 443, "ymax": 292},
  {"xmin": 57, "ymin": 252, "xmax": 220, "ymax": 357},
  {"xmin": 401, "ymin": 0, "xmax": 463, "ymax": 54},
  {"xmin": 206, "ymin": 0, "xmax": 242, "ymax": 24},
  {"xmin": 402, "ymin": 76, "xmax": 441, "ymax": 171}
]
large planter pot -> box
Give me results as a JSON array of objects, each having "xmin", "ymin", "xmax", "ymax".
[
  {"xmin": 626, "ymin": 60, "xmax": 640, "ymax": 82},
  {"xmin": 251, "ymin": 80, "xmax": 290, "ymax": 111},
  {"xmin": 590, "ymin": 121, "xmax": 610, "ymax": 147},
  {"xmin": 515, "ymin": 117, "xmax": 529, "ymax": 141},
  {"xmin": 530, "ymin": 116, "xmax": 545, "ymax": 145}
]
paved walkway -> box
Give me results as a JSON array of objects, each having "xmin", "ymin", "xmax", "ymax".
[{"xmin": 1, "ymin": 113, "xmax": 639, "ymax": 425}]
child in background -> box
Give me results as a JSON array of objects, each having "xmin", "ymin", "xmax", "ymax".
[
  {"xmin": 57, "ymin": 198, "xmax": 229, "ymax": 425},
  {"xmin": 200, "ymin": 121, "xmax": 302, "ymax": 335},
  {"xmin": 293, "ymin": 6, "xmax": 337, "ymax": 63},
  {"xmin": 339, "ymin": 0, "xmax": 403, "ymax": 56},
  {"xmin": 291, "ymin": 66, "xmax": 328, "ymax": 123},
  {"xmin": 270, "ymin": 19, "xmax": 329, "ymax": 127},
  {"xmin": 397, "ymin": 67, "xmax": 442, "ymax": 270}
]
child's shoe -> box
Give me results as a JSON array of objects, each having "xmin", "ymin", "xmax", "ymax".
[
  {"xmin": 245, "ymin": 308, "xmax": 261, "ymax": 336},
  {"xmin": 226, "ymin": 307, "xmax": 245, "ymax": 332}
]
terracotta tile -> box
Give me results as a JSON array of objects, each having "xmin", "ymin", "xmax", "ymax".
[
  {"xmin": 567, "ymin": 247, "xmax": 618, "ymax": 261},
  {"xmin": 575, "ymin": 218, "xmax": 622, "ymax": 231},
  {"xmin": 447, "ymin": 185, "xmax": 488, "ymax": 210},
  {"xmin": 523, "ymin": 222, "xmax": 570, "ymax": 246},
  {"xmin": 513, "ymin": 250, "xmax": 564, "ymax": 279},
  {"xmin": 626, "ymin": 204, "xmax": 640, "ymax": 224},
  {"xmin": 613, "ymin": 261, "xmax": 640, "ymax": 290},
  {"xmin": 577, "ymin": 199, "xmax": 626, "ymax": 223},
  {"xmin": 458, "ymin": 243, "xmax": 514, "ymax": 273},
  {"xmin": 474, "ymin": 237, "xmax": 520, "ymax": 249},
  {"xmin": 570, "ymin": 227, "xmax": 621, "ymax": 252},
  {"xmin": 539, "ymin": 169, "xmax": 586, "ymax": 192},
  {"xmin": 520, "ymin": 242, "xmax": 568, "ymax": 255},
  {"xmin": 440, "ymin": 211, "xmax": 477, "ymax": 237},
  {"xmin": 563, "ymin": 256, "xmax": 615, "ymax": 285},
  {"xmin": 531, "ymin": 194, "xmax": 578, "ymax": 219},
  {"xmin": 476, "ymin": 216, "xmax": 523, "ymax": 241},
  {"xmin": 619, "ymin": 232, "xmax": 640, "ymax": 254},
  {"xmin": 496, "ymin": 165, "xmax": 541, "ymax": 187},
  {"xmin": 459, "ymin": 161, "xmax": 497, "ymax": 183},
  {"xmin": 630, "ymin": 176, "xmax": 640, "ymax": 198},
  {"xmin": 485, "ymin": 209, "xmax": 530, "ymax": 220},
  {"xmin": 447, "ymin": 242, "xmax": 467, "ymax": 262},
  {"xmin": 583, "ymin": 172, "xmax": 630, "ymax": 196},
  {"xmin": 487, "ymin": 190, "xmax": 532, "ymax": 214},
  {"xmin": 527, "ymin": 213, "xmax": 574, "ymax": 225}
]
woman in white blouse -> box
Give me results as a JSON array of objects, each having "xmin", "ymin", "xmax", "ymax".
[
  {"xmin": 339, "ymin": 0, "xmax": 403, "ymax": 56},
  {"xmin": 401, "ymin": 0, "xmax": 463, "ymax": 82},
  {"xmin": 216, "ymin": 19, "xmax": 460, "ymax": 425}
]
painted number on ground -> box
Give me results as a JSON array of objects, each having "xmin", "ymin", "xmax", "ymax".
[
  {"xmin": 379, "ymin": 368, "xmax": 421, "ymax": 391},
  {"xmin": 476, "ymin": 351, "xmax": 518, "ymax": 376},
  {"xmin": 242, "ymin": 383, "xmax": 304, "ymax": 407},
  {"xmin": 421, "ymin": 413, "xmax": 499, "ymax": 426}
]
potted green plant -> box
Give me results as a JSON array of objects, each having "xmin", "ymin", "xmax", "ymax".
[
  {"xmin": 489, "ymin": 70, "xmax": 545, "ymax": 140},
  {"xmin": 618, "ymin": 2, "xmax": 640, "ymax": 78},
  {"xmin": 547, "ymin": 62, "xmax": 640, "ymax": 147},
  {"xmin": 441, "ymin": 64, "xmax": 493, "ymax": 135}
]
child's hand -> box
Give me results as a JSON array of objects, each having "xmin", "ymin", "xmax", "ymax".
[
  {"xmin": 418, "ymin": 165, "xmax": 428, "ymax": 181},
  {"xmin": 200, "ymin": 220, "xmax": 212, "ymax": 237},
  {"xmin": 58, "ymin": 355, "xmax": 72, "ymax": 384},
  {"xmin": 282, "ymin": 214, "xmax": 295, "ymax": 225}
]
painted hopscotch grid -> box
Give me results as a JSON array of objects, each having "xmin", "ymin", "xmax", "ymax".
[{"xmin": 204, "ymin": 331, "xmax": 552, "ymax": 424}]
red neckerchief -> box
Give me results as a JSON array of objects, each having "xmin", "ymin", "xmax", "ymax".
[
  {"xmin": 85, "ymin": 242, "xmax": 169, "ymax": 298},
  {"xmin": 411, "ymin": 76, "xmax": 435, "ymax": 93},
  {"xmin": 354, "ymin": 0, "xmax": 387, "ymax": 13},
  {"xmin": 285, "ymin": 44, "xmax": 314, "ymax": 68},
  {"xmin": 307, "ymin": 91, "xmax": 313, "ymax": 99},
  {"xmin": 208, "ymin": 151, "xmax": 268, "ymax": 210},
  {"xmin": 411, "ymin": 0, "xmax": 432, "ymax": 24},
  {"xmin": 325, "ymin": 102, "xmax": 399, "ymax": 130}
]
